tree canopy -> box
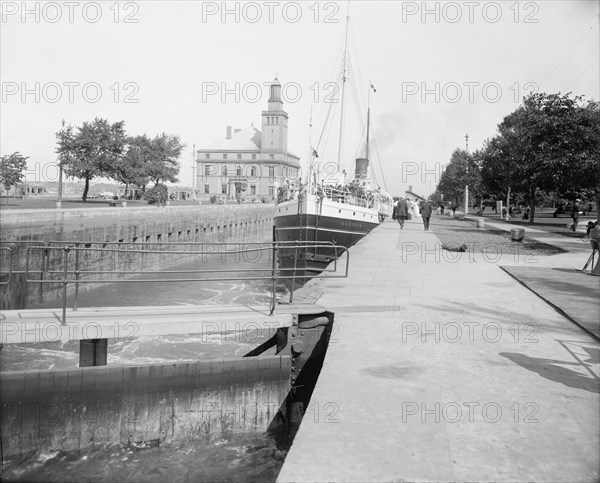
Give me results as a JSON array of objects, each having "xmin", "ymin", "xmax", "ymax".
[
  {"xmin": 435, "ymin": 92, "xmax": 600, "ymax": 224},
  {"xmin": 0, "ymin": 152, "xmax": 29, "ymax": 193},
  {"xmin": 55, "ymin": 119, "xmax": 184, "ymax": 201},
  {"xmin": 56, "ymin": 118, "xmax": 126, "ymax": 201}
]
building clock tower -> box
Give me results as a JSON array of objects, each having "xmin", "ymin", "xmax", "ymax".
[{"xmin": 261, "ymin": 78, "xmax": 288, "ymax": 153}]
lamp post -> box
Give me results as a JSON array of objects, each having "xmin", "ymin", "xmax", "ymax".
[{"xmin": 464, "ymin": 133, "xmax": 469, "ymax": 215}]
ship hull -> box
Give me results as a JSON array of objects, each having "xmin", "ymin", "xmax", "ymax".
[{"xmin": 273, "ymin": 194, "xmax": 380, "ymax": 287}]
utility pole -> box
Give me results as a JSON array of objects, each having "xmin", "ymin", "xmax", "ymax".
[
  {"xmin": 464, "ymin": 133, "xmax": 469, "ymax": 215},
  {"xmin": 57, "ymin": 119, "xmax": 65, "ymax": 208},
  {"xmin": 192, "ymin": 144, "xmax": 196, "ymax": 201}
]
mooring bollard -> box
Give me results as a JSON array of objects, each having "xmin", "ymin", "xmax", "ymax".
[{"xmin": 510, "ymin": 228, "xmax": 525, "ymax": 241}]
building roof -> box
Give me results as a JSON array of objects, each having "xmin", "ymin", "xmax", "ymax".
[
  {"xmin": 201, "ymin": 126, "xmax": 262, "ymax": 152},
  {"xmin": 405, "ymin": 190, "xmax": 426, "ymax": 201}
]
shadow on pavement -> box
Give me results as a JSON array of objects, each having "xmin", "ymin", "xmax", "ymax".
[
  {"xmin": 499, "ymin": 352, "xmax": 599, "ymax": 394},
  {"xmin": 501, "ymin": 266, "xmax": 600, "ymax": 340}
]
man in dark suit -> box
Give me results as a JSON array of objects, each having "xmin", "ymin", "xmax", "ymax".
[
  {"xmin": 421, "ymin": 200, "xmax": 433, "ymax": 231},
  {"xmin": 395, "ymin": 197, "xmax": 409, "ymax": 229}
]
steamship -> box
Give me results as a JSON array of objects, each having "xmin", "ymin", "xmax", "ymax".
[
  {"xmin": 273, "ymin": 159, "xmax": 392, "ymax": 284},
  {"xmin": 273, "ymin": 7, "xmax": 393, "ymax": 286}
]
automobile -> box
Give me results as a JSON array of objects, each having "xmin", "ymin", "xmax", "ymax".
[{"xmin": 98, "ymin": 191, "xmax": 116, "ymax": 199}]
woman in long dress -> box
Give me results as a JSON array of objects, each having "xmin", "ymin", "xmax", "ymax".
[{"xmin": 410, "ymin": 200, "xmax": 421, "ymax": 219}]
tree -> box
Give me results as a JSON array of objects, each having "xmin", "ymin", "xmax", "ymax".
[
  {"xmin": 55, "ymin": 118, "xmax": 126, "ymax": 201},
  {"xmin": 144, "ymin": 133, "xmax": 184, "ymax": 186},
  {"xmin": 480, "ymin": 135, "xmax": 521, "ymax": 215},
  {"xmin": 112, "ymin": 135, "xmax": 152, "ymax": 194},
  {"xmin": 437, "ymin": 148, "xmax": 478, "ymax": 208},
  {"xmin": 143, "ymin": 183, "xmax": 168, "ymax": 206},
  {"xmin": 495, "ymin": 92, "xmax": 600, "ymax": 224},
  {"xmin": 0, "ymin": 152, "xmax": 28, "ymax": 199}
]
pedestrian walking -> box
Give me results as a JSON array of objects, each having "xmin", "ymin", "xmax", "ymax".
[
  {"xmin": 395, "ymin": 197, "xmax": 409, "ymax": 229},
  {"xmin": 572, "ymin": 199, "xmax": 581, "ymax": 232},
  {"xmin": 421, "ymin": 200, "xmax": 433, "ymax": 231}
]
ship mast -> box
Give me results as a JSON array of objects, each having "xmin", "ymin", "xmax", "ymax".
[
  {"xmin": 336, "ymin": 1, "xmax": 350, "ymax": 173},
  {"xmin": 366, "ymin": 89, "xmax": 371, "ymax": 161},
  {"xmin": 307, "ymin": 107, "xmax": 314, "ymax": 194}
]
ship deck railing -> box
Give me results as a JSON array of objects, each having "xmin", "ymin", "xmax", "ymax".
[
  {"xmin": 0, "ymin": 239, "xmax": 351, "ymax": 321},
  {"xmin": 322, "ymin": 186, "xmax": 374, "ymax": 209}
]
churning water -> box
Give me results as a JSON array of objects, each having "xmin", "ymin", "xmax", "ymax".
[{"xmin": 1, "ymin": 248, "xmax": 295, "ymax": 482}]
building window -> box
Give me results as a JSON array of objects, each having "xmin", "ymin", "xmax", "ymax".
[
  {"xmin": 205, "ymin": 153, "xmax": 210, "ymax": 159},
  {"xmin": 204, "ymin": 165, "xmax": 212, "ymax": 176},
  {"xmin": 268, "ymin": 166, "xmax": 275, "ymax": 179},
  {"xmin": 268, "ymin": 186, "xmax": 274, "ymax": 197},
  {"xmin": 236, "ymin": 166, "xmax": 242, "ymax": 176},
  {"xmin": 275, "ymin": 117, "xmax": 279, "ymax": 124},
  {"xmin": 250, "ymin": 185, "xmax": 256, "ymax": 195},
  {"xmin": 269, "ymin": 154, "xmax": 274, "ymax": 160},
  {"xmin": 237, "ymin": 153, "xmax": 242, "ymax": 159},
  {"xmin": 251, "ymin": 154, "xmax": 256, "ymax": 160},
  {"xmin": 204, "ymin": 184, "xmax": 210, "ymax": 194},
  {"xmin": 221, "ymin": 184, "xmax": 227, "ymax": 194},
  {"xmin": 222, "ymin": 166, "xmax": 227, "ymax": 176},
  {"xmin": 250, "ymin": 166, "xmax": 257, "ymax": 177},
  {"xmin": 223, "ymin": 154, "xmax": 227, "ymax": 160}
]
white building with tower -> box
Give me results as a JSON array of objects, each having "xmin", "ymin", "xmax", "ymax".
[{"xmin": 195, "ymin": 78, "xmax": 300, "ymax": 202}]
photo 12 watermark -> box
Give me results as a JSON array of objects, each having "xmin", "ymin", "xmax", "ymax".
[
  {"xmin": 0, "ymin": 320, "xmax": 140, "ymax": 344},
  {"xmin": 401, "ymin": 401, "xmax": 540, "ymax": 423},
  {"xmin": 400, "ymin": 2, "xmax": 540, "ymax": 24},
  {"xmin": 1, "ymin": 82, "xmax": 140, "ymax": 104},
  {"xmin": 1, "ymin": 1, "xmax": 140, "ymax": 23},
  {"xmin": 399, "ymin": 241, "xmax": 541, "ymax": 264},
  {"xmin": 401, "ymin": 81, "xmax": 539, "ymax": 104},
  {"xmin": 201, "ymin": 1, "xmax": 340, "ymax": 24},
  {"xmin": 201, "ymin": 81, "xmax": 339, "ymax": 104},
  {"xmin": 402, "ymin": 162, "xmax": 447, "ymax": 184},
  {"xmin": 400, "ymin": 321, "xmax": 539, "ymax": 344},
  {"xmin": 1, "ymin": 399, "xmax": 339, "ymax": 428}
]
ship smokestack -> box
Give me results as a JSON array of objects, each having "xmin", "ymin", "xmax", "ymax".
[{"xmin": 355, "ymin": 158, "xmax": 369, "ymax": 179}]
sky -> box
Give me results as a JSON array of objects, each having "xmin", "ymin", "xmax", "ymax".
[{"xmin": 1, "ymin": 0, "xmax": 599, "ymax": 197}]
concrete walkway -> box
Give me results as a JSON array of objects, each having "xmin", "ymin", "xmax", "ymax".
[{"xmin": 277, "ymin": 216, "xmax": 599, "ymax": 482}]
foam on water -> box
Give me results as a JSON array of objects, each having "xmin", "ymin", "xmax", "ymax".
[
  {"xmin": 1, "ymin": 430, "xmax": 293, "ymax": 482},
  {"xmin": 1, "ymin": 247, "xmax": 294, "ymax": 480}
]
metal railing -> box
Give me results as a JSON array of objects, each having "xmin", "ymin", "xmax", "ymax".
[{"xmin": 0, "ymin": 239, "xmax": 350, "ymax": 324}]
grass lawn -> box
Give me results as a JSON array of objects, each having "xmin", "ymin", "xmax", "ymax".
[
  {"xmin": 481, "ymin": 208, "xmax": 598, "ymax": 236},
  {"xmin": 431, "ymin": 215, "xmax": 566, "ymax": 256}
]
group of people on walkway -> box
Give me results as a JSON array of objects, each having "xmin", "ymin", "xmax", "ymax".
[{"xmin": 392, "ymin": 197, "xmax": 433, "ymax": 231}]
